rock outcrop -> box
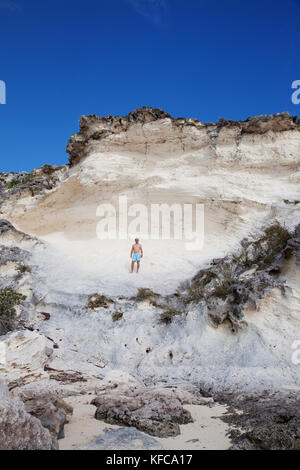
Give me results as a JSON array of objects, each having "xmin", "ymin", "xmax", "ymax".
[
  {"xmin": 0, "ymin": 380, "xmax": 57, "ymax": 450},
  {"xmin": 66, "ymin": 107, "xmax": 300, "ymax": 165},
  {"xmin": 0, "ymin": 218, "xmax": 41, "ymax": 249},
  {"xmin": 0, "ymin": 330, "xmax": 53, "ymax": 387},
  {"xmin": 92, "ymin": 370, "xmax": 208, "ymax": 437},
  {"xmin": 11, "ymin": 380, "xmax": 73, "ymax": 439},
  {"xmin": 184, "ymin": 222, "xmax": 299, "ymax": 329},
  {"xmin": 0, "ymin": 165, "xmax": 66, "ymax": 223},
  {"xmin": 221, "ymin": 389, "xmax": 300, "ymax": 450}
]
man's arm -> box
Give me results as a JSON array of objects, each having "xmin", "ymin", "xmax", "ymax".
[
  {"xmin": 130, "ymin": 245, "xmax": 134, "ymax": 258},
  {"xmin": 140, "ymin": 244, "xmax": 143, "ymax": 257}
]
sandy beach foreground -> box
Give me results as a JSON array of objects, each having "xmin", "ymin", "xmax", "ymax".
[{"xmin": 59, "ymin": 383, "xmax": 232, "ymax": 451}]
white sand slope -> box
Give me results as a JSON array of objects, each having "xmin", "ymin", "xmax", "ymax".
[{"xmin": 11, "ymin": 146, "xmax": 300, "ymax": 295}]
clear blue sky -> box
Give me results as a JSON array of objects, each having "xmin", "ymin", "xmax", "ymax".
[{"xmin": 0, "ymin": 0, "xmax": 299, "ymax": 172}]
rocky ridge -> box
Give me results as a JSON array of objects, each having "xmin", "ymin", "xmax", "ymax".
[{"xmin": 67, "ymin": 107, "xmax": 300, "ymax": 165}]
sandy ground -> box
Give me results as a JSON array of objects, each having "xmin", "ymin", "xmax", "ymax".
[
  {"xmin": 59, "ymin": 385, "xmax": 231, "ymax": 451},
  {"xmin": 157, "ymin": 404, "xmax": 231, "ymax": 450}
]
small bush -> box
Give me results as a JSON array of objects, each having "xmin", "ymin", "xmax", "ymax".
[
  {"xmin": 6, "ymin": 173, "xmax": 35, "ymax": 189},
  {"xmin": 87, "ymin": 293, "xmax": 113, "ymax": 309},
  {"xmin": 160, "ymin": 308, "xmax": 184, "ymax": 324},
  {"xmin": 112, "ymin": 311, "xmax": 123, "ymax": 322},
  {"xmin": 283, "ymin": 199, "xmax": 300, "ymax": 205},
  {"xmin": 6, "ymin": 180, "xmax": 21, "ymax": 189},
  {"xmin": 202, "ymin": 271, "xmax": 217, "ymax": 286},
  {"xmin": 133, "ymin": 288, "xmax": 159, "ymax": 306},
  {"xmin": 263, "ymin": 222, "xmax": 292, "ymax": 247},
  {"xmin": 213, "ymin": 282, "xmax": 230, "ymax": 300},
  {"xmin": 0, "ymin": 287, "xmax": 26, "ymax": 335},
  {"xmin": 17, "ymin": 264, "xmax": 31, "ymax": 274},
  {"xmin": 254, "ymin": 222, "xmax": 292, "ymax": 269}
]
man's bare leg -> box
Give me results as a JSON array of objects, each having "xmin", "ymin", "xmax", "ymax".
[
  {"xmin": 130, "ymin": 261, "xmax": 134, "ymax": 273},
  {"xmin": 136, "ymin": 261, "xmax": 140, "ymax": 273}
]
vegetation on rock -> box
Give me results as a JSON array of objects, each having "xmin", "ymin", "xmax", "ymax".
[
  {"xmin": 87, "ymin": 293, "xmax": 113, "ymax": 309},
  {"xmin": 0, "ymin": 287, "xmax": 26, "ymax": 335},
  {"xmin": 159, "ymin": 308, "xmax": 185, "ymax": 324},
  {"xmin": 185, "ymin": 222, "xmax": 295, "ymax": 330},
  {"xmin": 132, "ymin": 288, "xmax": 159, "ymax": 306},
  {"xmin": 6, "ymin": 173, "xmax": 35, "ymax": 189},
  {"xmin": 17, "ymin": 264, "xmax": 31, "ymax": 274},
  {"xmin": 112, "ymin": 310, "xmax": 123, "ymax": 322}
]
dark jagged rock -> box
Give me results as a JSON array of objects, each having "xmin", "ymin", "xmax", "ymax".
[
  {"xmin": 23, "ymin": 397, "xmax": 71, "ymax": 439},
  {"xmin": 0, "ymin": 381, "xmax": 57, "ymax": 450},
  {"xmin": 0, "ymin": 218, "xmax": 15, "ymax": 234},
  {"xmin": 91, "ymin": 375, "xmax": 206, "ymax": 437},
  {"xmin": 215, "ymin": 389, "xmax": 300, "ymax": 450},
  {"xmin": 11, "ymin": 381, "xmax": 73, "ymax": 440},
  {"xmin": 38, "ymin": 164, "xmax": 65, "ymax": 175},
  {"xmin": 217, "ymin": 111, "xmax": 299, "ymax": 134},
  {"xmin": 92, "ymin": 390, "xmax": 193, "ymax": 437}
]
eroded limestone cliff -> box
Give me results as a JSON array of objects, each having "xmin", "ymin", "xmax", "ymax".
[{"xmin": 0, "ymin": 107, "xmax": 299, "ymax": 449}]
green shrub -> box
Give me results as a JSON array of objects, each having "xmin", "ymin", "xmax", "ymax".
[
  {"xmin": 0, "ymin": 287, "xmax": 26, "ymax": 335},
  {"xmin": 6, "ymin": 173, "xmax": 35, "ymax": 189}
]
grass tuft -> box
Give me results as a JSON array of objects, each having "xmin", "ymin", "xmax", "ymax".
[{"xmin": 6, "ymin": 173, "xmax": 35, "ymax": 189}]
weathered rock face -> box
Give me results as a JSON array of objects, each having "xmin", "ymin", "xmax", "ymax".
[
  {"xmin": 92, "ymin": 370, "xmax": 208, "ymax": 437},
  {"xmin": 287, "ymin": 223, "xmax": 300, "ymax": 264},
  {"xmin": 66, "ymin": 107, "xmax": 173, "ymax": 165},
  {"xmin": 220, "ymin": 389, "xmax": 300, "ymax": 450},
  {"xmin": 0, "ymin": 218, "xmax": 42, "ymax": 249},
  {"xmin": 11, "ymin": 380, "xmax": 73, "ymax": 440},
  {"xmin": 0, "ymin": 330, "xmax": 53, "ymax": 387},
  {"xmin": 0, "ymin": 165, "xmax": 66, "ymax": 223},
  {"xmin": 0, "ymin": 380, "xmax": 57, "ymax": 450},
  {"xmin": 66, "ymin": 107, "xmax": 300, "ymax": 165}
]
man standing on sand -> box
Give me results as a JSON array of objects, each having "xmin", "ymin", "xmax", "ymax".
[{"xmin": 130, "ymin": 238, "xmax": 143, "ymax": 273}]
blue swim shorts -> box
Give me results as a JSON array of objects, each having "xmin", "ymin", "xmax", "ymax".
[{"xmin": 132, "ymin": 253, "xmax": 141, "ymax": 262}]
